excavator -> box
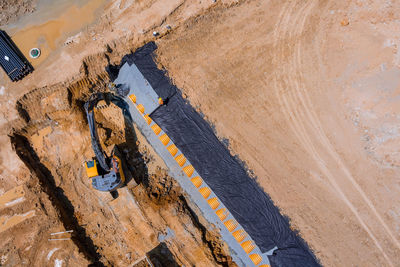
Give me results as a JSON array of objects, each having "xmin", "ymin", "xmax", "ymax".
[{"xmin": 84, "ymin": 92, "xmax": 132, "ymax": 194}]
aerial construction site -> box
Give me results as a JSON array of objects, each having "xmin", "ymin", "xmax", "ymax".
[{"xmin": 1, "ymin": 0, "xmax": 400, "ymax": 266}]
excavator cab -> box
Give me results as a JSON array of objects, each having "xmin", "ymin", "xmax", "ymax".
[
  {"xmin": 85, "ymin": 155, "xmax": 125, "ymax": 191},
  {"xmin": 83, "ymin": 92, "xmax": 131, "ymax": 193},
  {"xmin": 86, "ymin": 148, "xmax": 126, "ymax": 192},
  {"xmin": 85, "ymin": 160, "xmax": 99, "ymax": 178}
]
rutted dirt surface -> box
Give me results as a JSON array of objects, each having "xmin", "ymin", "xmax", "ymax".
[
  {"xmin": 155, "ymin": 0, "xmax": 400, "ymax": 266},
  {"xmin": 0, "ymin": 0, "xmax": 37, "ymax": 26},
  {"xmin": 1, "ymin": 0, "xmax": 400, "ymax": 266},
  {"xmin": 7, "ymin": 74, "xmax": 234, "ymax": 266}
]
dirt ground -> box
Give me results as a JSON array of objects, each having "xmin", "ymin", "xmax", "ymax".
[
  {"xmin": 0, "ymin": 0, "xmax": 236, "ymax": 266},
  {"xmin": 0, "ymin": 0, "xmax": 37, "ymax": 26},
  {"xmin": 155, "ymin": 0, "xmax": 400, "ymax": 266},
  {"xmin": 1, "ymin": 0, "xmax": 400, "ymax": 266},
  {"xmin": 7, "ymin": 80, "xmax": 233, "ymax": 266}
]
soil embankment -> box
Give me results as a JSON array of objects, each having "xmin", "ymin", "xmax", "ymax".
[
  {"xmin": 1, "ymin": 0, "xmax": 400, "ymax": 266},
  {"xmin": 118, "ymin": 42, "xmax": 318, "ymax": 266},
  {"xmin": 0, "ymin": 1, "xmax": 231, "ymax": 265},
  {"xmin": 7, "ymin": 70, "xmax": 235, "ymax": 266}
]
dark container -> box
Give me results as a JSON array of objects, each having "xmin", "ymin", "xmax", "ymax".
[{"xmin": 0, "ymin": 30, "xmax": 34, "ymax": 81}]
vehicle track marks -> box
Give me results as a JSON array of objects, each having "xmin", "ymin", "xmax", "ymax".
[{"xmin": 270, "ymin": 1, "xmax": 397, "ymax": 265}]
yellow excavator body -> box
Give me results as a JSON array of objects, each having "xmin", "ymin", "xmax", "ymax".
[{"xmin": 113, "ymin": 155, "xmax": 126, "ymax": 183}]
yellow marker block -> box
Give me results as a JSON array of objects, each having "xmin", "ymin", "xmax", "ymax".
[
  {"xmin": 151, "ymin": 124, "xmax": 161, "ymax": 135},
  {"xmin": 258, "ymin": 265, "xmax": 270, "ymax": 267},
  {"xmin": 144, "ymin": 114, "xmax": 152, "ymax": 125},
  {"xmin": 224, "ymin": 219, "xmax": 238, "ymax": 232},
  {"xmin": 232, "ymin": 229, "xmax": 247, "ymax": 243},
  {"xmin": 129, "ymin": 94, "xmax": 137, "ymax": 103},
  {"xmin": 167, "ymin": 144, "xmax": 178, "ymax": 156},
  {"xmin": 199, "ymin": 187, "xmax": 211, "ymax": 199},
  {"xmin": 182, "ymin": 165, "xmax": 194, "ymax": 177},
  {"xmin": 158, "ymin": 97, "xmax": 164, "ymax": 105},
  {"xmin": 207, "ymin": 197, "xmax": 220, "ymax": 210},
  {"xmin": 216, "ymin": 208, "xmax": 228, "ymax": 221},
  {"xmin": 159, "ymin": 133, "xmax": 170, "ymax": 146},
  {"xmin": 249, "ymin": 254, "xmax": 263, "ymax": 265},
  {"xmin": 175, "ymin": 154, "xmax": 186, "ymax": 167},
  {"xmin": 191, "ymin": 176, "xmax": 203, "ymax": 188},
  {"xmin": 241, "ymin": 240, "xmax": 255, "ymax": 254},
  {"xmin": 136, "ymin": 104, "xmax": 145, "ymax": 114}
]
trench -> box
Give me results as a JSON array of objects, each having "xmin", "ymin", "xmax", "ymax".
[
  {"xmin": 178, "ymin": 195, "xmax": 232, "ymax": 267},
  {"xmin": 10, "ymin": 133, "xmax": 106, "ymax": 266},
  {"xmin": 143, "ymin": 171, "xmax": 235, "ymax": 266},
  {"xmin": 108, "ymin": 42, "xmax": 321, "ymax": 267},
  {"xmin": 9, "ymin": 73, "xmax": 235, "ymax": 266}
]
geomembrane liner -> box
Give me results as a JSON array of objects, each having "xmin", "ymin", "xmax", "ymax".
[{"xmin": 111, "ymin": 42, "xmax": 320, "ymax": 267}]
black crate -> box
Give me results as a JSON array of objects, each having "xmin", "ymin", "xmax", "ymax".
[{"xmin": 0, "ymin": 30, "xmax": 34, "ymax": 82}]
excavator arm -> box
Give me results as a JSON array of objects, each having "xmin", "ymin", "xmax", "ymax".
[
  {"xmin": 84, "ymin": 93, "xmax": 111, "ymax": 171},
  {"xmin": 84, "ymin": 92, "xmax": 131, "ymax": 192}
]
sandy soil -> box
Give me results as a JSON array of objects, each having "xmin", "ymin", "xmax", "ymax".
[
  {"xmin": 8, "ymin": 81, "xmax": 233, "ymax": 265},
  {"xmin": 2, "ymin": 0, "xmax": 400, "ymax": 266},
  {"xmin": 0, "ymin": 0, "xmax": 235, "ymax": 266},
  {"xmin": 155, "ymin": 0, "xmax": 400, "ymax": 266},
  {"xmin": 0, "ymin": 0, "xmax": 37, "ymax": 26}
]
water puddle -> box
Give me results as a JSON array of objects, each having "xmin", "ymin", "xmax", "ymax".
[{"xmin": 3, "ymin": 0, "xmax": 107, "ymax": 67}]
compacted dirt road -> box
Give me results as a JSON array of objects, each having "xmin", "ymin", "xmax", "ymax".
[
  {"xmin": 158, "ymin": 1, "xmax": 400, "ymax": 266},
  {"xmin": 156, "ymin": 0, "xmax": 400, "ymax": 266},
  {"xmin": 1, "ymin": 0, "xmax": 400, "ymax": 266}
]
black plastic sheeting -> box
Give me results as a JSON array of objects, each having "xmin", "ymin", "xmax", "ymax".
[{"xmin": 109, "ymin": 42, "xmax": 320, "ymax": 267}]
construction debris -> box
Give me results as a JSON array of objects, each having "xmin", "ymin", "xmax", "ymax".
[{"xmin": 50, "ymin": 230, "xmax": 73, "ymax": 236}]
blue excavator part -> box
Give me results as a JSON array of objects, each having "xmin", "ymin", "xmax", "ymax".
[{"xmin": 84, "ymin": 92, "xmax": 131, "ymax": 192}]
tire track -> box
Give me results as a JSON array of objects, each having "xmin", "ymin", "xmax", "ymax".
[
  {"xmin": 270, "ymin": 1, "xmax": 396, "ymax": 265},
  {"xmin": 292, "ymin": 4, "xmax": 400, "ymax": 255}
]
